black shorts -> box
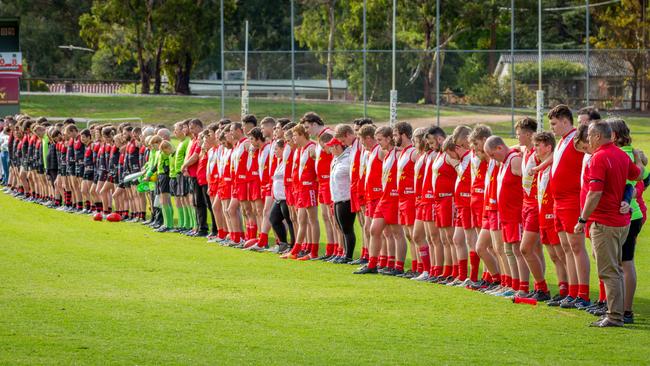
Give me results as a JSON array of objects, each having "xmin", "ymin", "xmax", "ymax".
[
  {"xmin": 157, "ymin": 174, "xmax": 171, "ymax": 194},
  {"xmin": 83, "ymin": 171, "xmax": 94, "ymax": 181},
  {"xmin": 36, "ymin": 164, "xmax": 45, "ymax": 174},
  {"xmin": 170, "ymin": 177, "xmax": 179, "ymax": 197},
  {"xmin": 47, "ymin": 169, "xmax": 57, "ymax": 183},
  {"xmin": 622, "ymin": 218, "xmax": 643, "ymax": 261}
]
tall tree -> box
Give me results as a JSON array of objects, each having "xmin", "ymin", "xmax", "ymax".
[{"xmin": 592, "ymin": 0, "xmax": 650, "ymax": 110}]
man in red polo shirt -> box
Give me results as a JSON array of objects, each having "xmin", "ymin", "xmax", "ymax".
[
  {"xmin": 393, "ymin": 121, "xmax": 417, "ymax": 276},
  {"xmin": 574, "ymin": 120, "xmax": 642, "ymax": 327}
]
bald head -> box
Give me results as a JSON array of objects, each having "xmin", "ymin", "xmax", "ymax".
[
  {"xmin": 484, "ymin": 136, "xmax": 506, "ymax": 151},
  {"xmin": 484, "ymin": 135, "xmax": 509, "ymax": 162},
  {"xmin": 157, "ymin": 128, "xmax": 171, "ymax": 141}
]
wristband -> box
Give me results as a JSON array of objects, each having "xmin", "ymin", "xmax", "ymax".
[{"xmin": 578, "ymin": 217, "xmax": 587, "ymax": 224}]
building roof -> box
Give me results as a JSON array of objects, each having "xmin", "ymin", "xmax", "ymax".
[{"xmin": 495, "ymin": 52, "xmax": 633, "ymax": 78}]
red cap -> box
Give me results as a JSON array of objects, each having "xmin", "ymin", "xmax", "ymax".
[{"xmin": 326, "ymin": 137, "xmax": 344, "ymax": 147}]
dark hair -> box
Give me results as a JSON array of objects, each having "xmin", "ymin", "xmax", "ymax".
[
  {"xmin": 354, "ymin": 118, "xmax": 373, "ymax": 127},
  {"xmin": 282, "ymin": 122, "xmax": 297, "ymax": 131},
  {"xmin": 242, "ymin": 114, "xmax": 257, "ymax": 126},
  {"xmin": 548, "ymin": 104, "xmax": 573, "ymax": 125},
  {"xmin": 63, "ymin": 118, "xmax": 75, "ymax": 125},
  {"xmin": 248, "ymin": 127, "xmax": 264, "ymax": 141},
  {"xmin": 607, "ymin": 118, "xmax": 631, "ymax": 147},
  {"xmin": 574, "ymin": 123, "xmax": 589, "ymax": 144},
  {"xmin": 218, "ymin": 118, "xmax": 232, "ymax": 127},
  {"xmin": 532, "ymin": 132, "xmax": 556, "ymax": 150},
  {"xmin": 300, "ymin": 112, "xmax": 324, "ymax": 126},
  {"xmin": 230, "ymin": 122, "xmax": 243, "ymax": 132},
  {"xmin": 189, "ymin": 119, "xmax": 203, "ymax": 128},
  {"xmin": 426, "ymin": 126, "xmax": 446, "ymax": 139},
  {"xmin": 514, "ymin": 117, "xmax": 537, "ymax": 133},
  {"xmin": 80, "ymin": 129, "xmax": 92, "ymax": 138},
  {"xmin": 393, "ymin": 121, "xmax": 413, "ymax": 139},
  {"xmin": 358, "ymin": 124, "xmax": 376, "ymax": 138},
  {"xmin": 577, "ymin": 106, "xmax": 601, "ymax": 121},
  {"xmin": 207, "ymin": 123, "xmax": 219, "ymax": 133},
  {"xmin": 276, "ymin": 139, "xmax": 286, "ymax": 149},
  {"xmin": 278, "ymin": 118, "xmax": 292, "ymax": 128}
]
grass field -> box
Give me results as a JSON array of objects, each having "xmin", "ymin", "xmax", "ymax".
[
  {"xmin": 20, "ymin": 94, "xmax": 470, "ymax": 126},
  {"xmin": 2, "ymin": 190, "xmax": 650, "ymax": 364}
]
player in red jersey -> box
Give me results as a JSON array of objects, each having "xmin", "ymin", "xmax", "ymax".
[
  {"xmin": 391, "ymin": 122, "xmax": 416, "ymax": 277},
  {"xmin": 226, "ymin": 122, "xmax": 252, "ymax": 246},
  {"xmin": 547, "ymin": 105, "xmax": 590, "ymax": 308},
  {"xmin": 532, "ymin": 132, "xmax": 567, "ymax": 302},
  {"xmin": 215, "ymin": 125, "xmax": 235, "ymax": 242},
  {"xmin": 410, "ymin": 127, "xmax": 437, "ymax": 281},
  {"xmin": 484, "ymin": 136, "xmax": 524, "ymax": 298},
  {"xmin": 243, "ymin": 125, "xmax": 272, "ymax": 249},
  {"xmin": 430, "ymin": 137, "xmax": 458, "ymax": 284},
  {"xmin": 354, "ymin": 126, "xmax": 403, "ymax": 274},
  {"xmin": 516, "ymin": 118, "xmax": 549, "ymax": 299},
  {"xmin": 302, "ymin": 112, "xmax": 338, "ymax": 259},
  {"xmin": 468, "ymin": 125, "xmax": 502, "ymax": 290},
  {"xmin": 281, "ymin": 124, "xmax": 321, "ymax": 260},
  {"xmin": 443, "ymin": 126, "xmax": 477, "ymax": 287},
  {"xmin": 358, "ymin": 124, "xmax": 383, "ymax": 267}
]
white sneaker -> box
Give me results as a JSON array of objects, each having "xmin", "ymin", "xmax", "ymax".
[
  {"xmin": 446, "ymin": 279, "xmax": 463, "ymax": 286},
  {"xmin": 412, "ymin": 271, "xmax": 430, "ymax": 281},
  {"xmin": 458, "ymin": 278, "xmax": 474, "ymax": 287}
]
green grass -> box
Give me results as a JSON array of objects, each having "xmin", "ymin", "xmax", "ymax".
[
  {"xmin": 20, "ymin": 94, "xmax": 468, "ymax": 126},
  {"xmin": 2, "ymin": 191, "xmax": 650, "ymax": 365}
]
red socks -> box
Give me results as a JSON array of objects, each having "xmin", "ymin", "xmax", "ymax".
[
  {"xmin": 379, "ymin": 256, "xmax": 387, "ymax": 267},
  {"xmin": 361, "ymin": 247, "xmax": 369, "ymax": 260},
  {"xmin": 387, "ymin": 256, "xmax": 395, "ymax": 269},
  {"xmin": 218, "ymin": 229, "xmax": 228, "ymax": 239},
  {"xmin": 535, "ymin": 280, "xmax": 549, "ymax": 293},
  {"xmin": 258, "ymin": 233, "xmax": 269, "ymax": 248},
  {"xmin": 418, "ymin": 246, "xmax": 430, "ymax": 272},
  {"xmin": 411, "ymin": 260, "xmax": 418, "ymax": 272},
  {"xmin": 368, "ymin": 256, "xmax": 379, "ymax": 269},
  {"xmin": 395, "ymin": 261, "xmax": 404, "ymax": 271},
  {"xmin": 469, "ymin": 251, "xmax": 480, "ymax": 282},
  {"xmin": 512, "ymin": 279, "xmax": 520, "ymax": 291},
  {"xmin": 577, "ymin": 284, "xmax": 590, "ymax": 301},
  {"xmin": 558, "ymin": 281, "xmax": 569, "ymax": 297},
  {"xmin": 290, "ymin": 243, "xmax": 302, "ymax": 255},
  {"xmin": 598, "ymin": 280, "xmax": 606, "ymax": 302},
  {"xmin": 310, "ymin": 243, "xmax": 319, "ymax": 257},
  {"xmin": 442, "ymin": 265, "xmax": 452, "ymax": 278},
  {"xmin": 569, "ymin": 284, "xmax": 579, "ymax": 298},
  {"xmin": 519, "ymin": 281, "xmax": 529, "ymax": 293},
  {"xmin": 451, "ymin": 264, "xmax": 459, "ymax": 278},
  {"xmin": 492, "ymin": 273, "xmax": 501, "ymax": 284},
  {"xmin": 458, "ymin": 259, "xmax": 468, "ymax": 281},
  {"xmin": 325, "ymin": 243, "xmax": 336, "ymax": 256}
]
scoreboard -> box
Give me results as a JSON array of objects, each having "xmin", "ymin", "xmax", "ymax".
[{"xmin": 0, "ymin": 18, "xmax": 20, "ymax": 115}]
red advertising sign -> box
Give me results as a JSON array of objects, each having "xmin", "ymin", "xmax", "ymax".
[{"xmin": 0, "ymin": 76, "xmax": 19, "ymax": 105}]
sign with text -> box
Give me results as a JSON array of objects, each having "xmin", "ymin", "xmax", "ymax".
[
  {"xmin": 0, "ymin": 76, "xmax": 19, "ymax": 105},
  {"xmin": 0, "ymin": 52, "xmax": 22, "ymax": 75},
  {"xmin": 0, "ymin": 18, "xmax": 19, "ymax": 52}
]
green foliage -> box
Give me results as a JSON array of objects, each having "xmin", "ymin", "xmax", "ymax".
[
  {"xmin": 466, "ymin": 75, "xmax": 535, "ymax": 107},
  {"xmin": 515, "ymin": 60, "xmax": 586, "ymax": 84}
]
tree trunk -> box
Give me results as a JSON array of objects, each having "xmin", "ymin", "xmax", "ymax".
[
  {"xmin": 488, "ymin": 10, "xmax": 498, "ymax": 73},
  {"xmin": 326, "ymin": 0, "xmax": 336, "ymax": 100},
  {"xmin": 153, "ymin": 38, "xmax": 164, "ymax": 94},
  {"xmin": 175, "ymin": 52, "xmax": 192, "ymax": 95},
  {"xmin": 423, "ymin": 23, "xmax": 433, "ymax": 104}
]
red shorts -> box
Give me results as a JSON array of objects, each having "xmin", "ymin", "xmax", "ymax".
[
  {"xmin": 285, "ymin": 184, "xmax": 295, "ymax": 206},
  {"xmin": 398, "ymin": 197, "xmax": 416, "ymax": 226},
  {"xmin": 554, "ymin": 205, "xmax": 580, "ymax": 234},
  {"xmin": 297, "ymin": 188, "xmax": 318, "ymax": 209},
  {"xmin": 415, "ymin": 201, "xmax": 434, "ymax": 222},
  {"xmin": 455, "ymin": 206, "xmax": 472, "ymax": 230},
  {"xmin": 522, "ymin": 204, "xmax": 540, "ymax": 233},
  {"xmin": 248, "ymin": 180, "xmax": 262, "ymax": 202},
  {"xmin": 233, "ymin": 182, "xmax": 249, "ymax": 201},
  {"xmin": 501, "ymin": 221, "xmax": 522, "ymax": 243},
  {"xmin": 540, "ymin": 225, "xmax": 560, "ymax": 245},
  {"xmin": 261, "ymin": 183, "xmax": 272, "ymax": 198},
  {"xmin": 471, "ymin": 202, "xmax": 483, "ymax": 229},
  {"xmin": 207, "ymin": 182, "xmax": 219, "ymax": 197},
  {"xmin": 318, "ymin": 186, "xmax": 333, "ymax": 205},
  {"xmin": 351, "ymin": 191, "xmax": 361, "ymax": 213},
  {"xmin": 218, "ymin": 180, "xmax": 232, "ymax": 200},
  {"xmin": 373, "ymin": 197, "xmax": 399, "ymax": 225},
  {"xmin": 434, "ymin": 196, "xmax": 453, "ymax": 228},
  {"xmin": 483, "ymin": 210, "xmax": 500, "ymax": 231},
  {"xmin": 365, "ymin": 198, "xmax": 380, "ymax": 218}
]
